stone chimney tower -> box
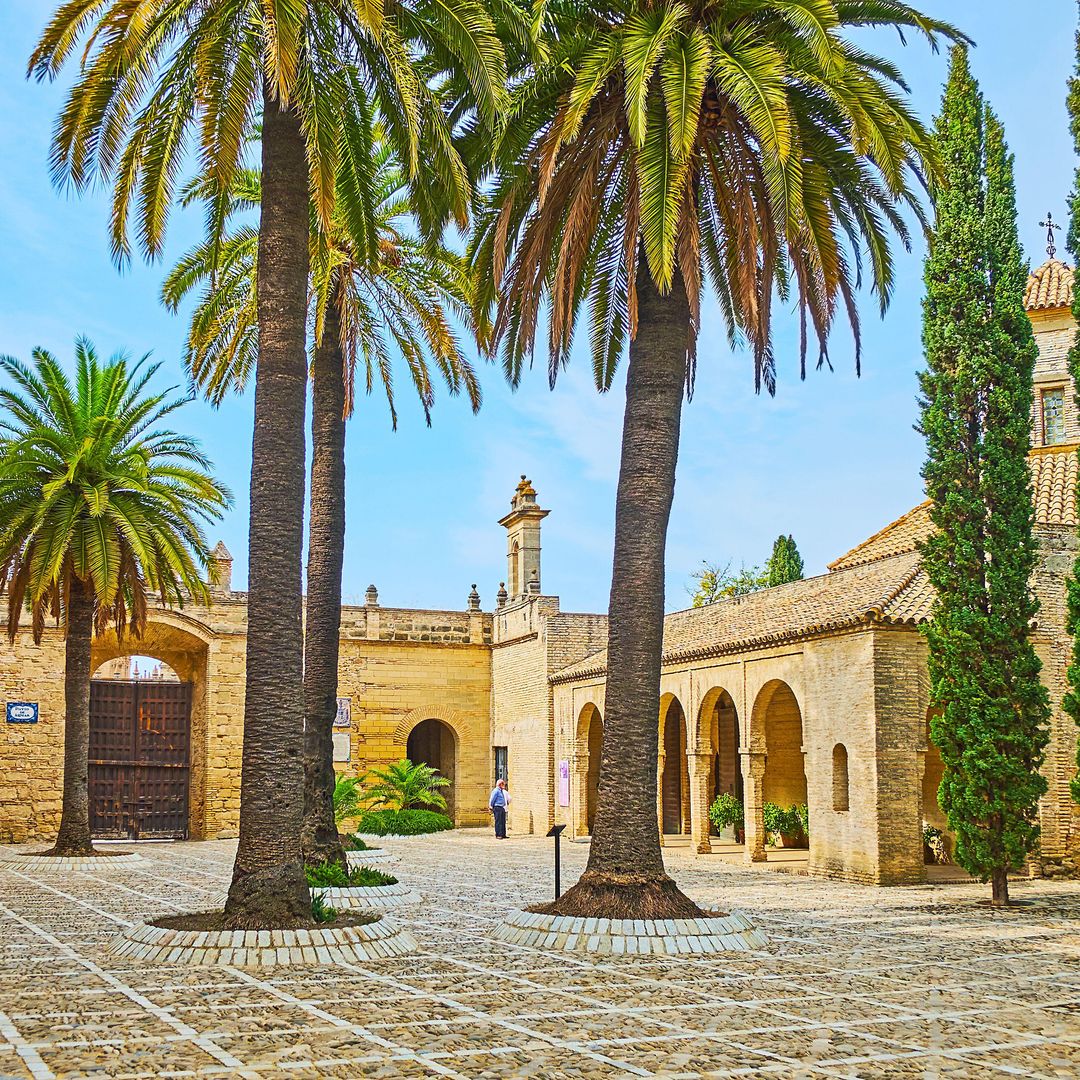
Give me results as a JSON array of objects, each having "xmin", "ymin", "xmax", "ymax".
[{"xmin": 498, "ymin": 476, "xmax": 549, "ymax": 598}]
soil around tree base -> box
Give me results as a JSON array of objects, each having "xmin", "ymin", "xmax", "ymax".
[
  {"xmin": 530, "ymin": 871, "xmax": 715, "ymax": 920},
  {"xmin": 152, "ymin": 910, "xmax": 378, "ymax": 933}
]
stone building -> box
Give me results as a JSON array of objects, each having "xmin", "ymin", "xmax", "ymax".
[{"xmin": 1, "ymin": 259, "xmax": 1079, "ymax": 885}]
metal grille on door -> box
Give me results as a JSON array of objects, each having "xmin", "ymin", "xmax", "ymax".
[{"xmin": 89, "ymin": 679, "xmax": 192, "ymax": 839}]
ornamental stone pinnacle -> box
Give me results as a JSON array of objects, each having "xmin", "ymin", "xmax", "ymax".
[{"xmin": 498, "ymin": 475, "xmax": 549, "ymax": 597}]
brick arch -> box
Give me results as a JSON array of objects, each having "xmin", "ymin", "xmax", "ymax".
[
  {"xmin": 749, "ymin": 678, "xmax": 807, "ymax": 818},
  {"xmin": 693, "ymin": 684, "xmax": 740, "ymax": 752},
  {"xmin": 393, "ymin": 705, "xmax": 469, "ymax": 749}
]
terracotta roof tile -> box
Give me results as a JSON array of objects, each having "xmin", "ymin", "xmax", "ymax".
[
  {"xmin": 828, "ymin": 503, "xmax": 933, "ymax": 572},
  {"xmin": 1025, "ymin": 259, "xmax": 1075, "ymax": 311},
  {"xmin": 551, "ymin": 552, "xmax": 923, "ymax": 683},
  {"xmin": 1030, "ymin": 446, "xmax": 1079, "ymax": 526},
  {"xmin": 552, "ymin": 447, "xmax": 1080, "ymax": 686},
  {"xmin": 830, "ymin": 448, "xmax": 1079, "ymax": 571}
]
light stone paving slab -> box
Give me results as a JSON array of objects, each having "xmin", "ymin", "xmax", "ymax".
[
  {"xmin": 344, "ymin": 846, "xmax": 397, "ymax": 867},
  {"xmin": 0, "ymin": 832, "xmax": 1079, "ymax": 1078},
  {"xmin": 0, "ymin": 848, "xmax": 143, "ymax": 872}
]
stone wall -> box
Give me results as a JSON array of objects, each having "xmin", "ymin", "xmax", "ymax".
[
  {"xmin": 0, "ymin": 593, "xmax": 494, "ymax": 843},
  {"xmin": 492, "ymin": 597, "xmax": 608, "ymax": 836}
]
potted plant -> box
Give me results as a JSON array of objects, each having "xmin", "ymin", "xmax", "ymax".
[
  {"xmin": 708, "ymin": 792, "xmax": 745, "ymax": 843},
  {"xmin": 922, "ymin": 823, "xmax": 950, "ymax": 865},
  {"xmin": 763, "ymin": 802, "xmax": 809, "ymax": 848}
]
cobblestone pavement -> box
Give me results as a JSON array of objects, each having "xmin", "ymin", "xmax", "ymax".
[{"xmin": 1, "ymin": 831, "xmax": 1078, "ymax": 1078}]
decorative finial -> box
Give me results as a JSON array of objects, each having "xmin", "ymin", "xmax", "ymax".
[
  {"xmin": 365, "ymin": 583, "xmax": 379, "ymax": 607},
  {"xmin": 468, "ymin": 584, "xmax": 480, "ymax": 611},
  {"xmin": 1040, "ymin": 211, "xmax": 1061, "ymax": 259},
  {"xmin": 496, "ymin": 582, "xmax": 508, "ymax": 609}
]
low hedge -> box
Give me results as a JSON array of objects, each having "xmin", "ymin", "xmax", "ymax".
[
  {"xmin": 305, "ymin": 862, "xmax": 398, "ymax": 888},
  {"xmin": 357, "ymin": 809, "xmax": 454, "ymax": 836}
]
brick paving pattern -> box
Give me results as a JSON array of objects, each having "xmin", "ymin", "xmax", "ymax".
[{"xmin": 0, "ymin": 830, "xmax": 1078, "ymax": 1078}]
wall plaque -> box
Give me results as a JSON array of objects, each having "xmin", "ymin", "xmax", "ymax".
[
  {"xmin": 557, "ymin": 759, "xmax": 570, "ymax": 807},
  {"xmin": 334, "ymin": 697, "xmax": 352, "ymax": 729},
  {"xmin": 6, "ymin": 702, "xmax": 38, "ymax": 724}
]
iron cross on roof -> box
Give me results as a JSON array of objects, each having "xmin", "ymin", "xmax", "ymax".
[{"xmin": 1040, "ymin": 211, "xmax": 1061, "ymax": 259}]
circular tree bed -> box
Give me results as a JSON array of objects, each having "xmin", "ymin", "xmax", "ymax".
[
  {"xmin": 492, "ymin": 909, "xmax": 767, "ymax": 956},
  {"xmin": 1, "ymin": 848, "xmax": 142, "ymax": 871},
  {"xmin": 109, "ymin": 912, "xmax": 416, "ymax": 966}
]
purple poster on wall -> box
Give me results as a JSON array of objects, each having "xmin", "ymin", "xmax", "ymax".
[{"xmin": 557, "ymin": 759, "xmax": 570, "ymax": 807}]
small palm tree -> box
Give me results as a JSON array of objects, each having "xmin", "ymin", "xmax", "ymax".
[
  {"xmin": 362, "ymin": 760, "xmax": 451, "ymax": 812},
  {"xmin": 332, "ymin": 777, "xmax": 364, "ymax": 826},
  {"xmin": 163, "ymin": 149, "xmax": 480, "ymax": 868},
  {"xmin": 0, "ymin": 341, "xmax": 230, "ymax": 856}
]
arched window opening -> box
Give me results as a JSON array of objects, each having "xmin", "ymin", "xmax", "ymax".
[{"xmin": 832, "ymin": 743, "xmax": 850, "ymax": 812}]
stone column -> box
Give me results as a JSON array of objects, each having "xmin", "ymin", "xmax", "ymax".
[
  {"xmin": 742, "ymin": 751, "xmax": 768, "ymax": 863},
  {"xmin": 656, "ymin": 753, "xmax": 666, "ymax": 847},
  {"xmin": 688, "ymin": 752, "xmax": 713, "ymax": 854}
]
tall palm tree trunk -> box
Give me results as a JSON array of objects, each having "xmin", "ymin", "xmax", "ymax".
[
  {"xmin": 301, "ymin": 286, "xmax": 348, "ymax": 867},
  {"xmin": 51, "ymin": 576, "xmax": 95, "ymax": 856},
  {"xmin": 224, "ymin": 85, "xmax": 312, "ymax": 926},
  {"xmin": 546, "ymin": 259, "xmax": 703, "ymax": 920}
]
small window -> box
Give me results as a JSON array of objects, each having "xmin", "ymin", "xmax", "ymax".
[
  {"xmin": 1042, "ymin": 388, "xmax": 1066, "ymax": 446},
  {"xmin": 494, "ymin": 746, "xmax": 509, "ymax": 783},
  {"xmin": 832, "ymin": 744, "xmax": 849, "ymax": 812}
]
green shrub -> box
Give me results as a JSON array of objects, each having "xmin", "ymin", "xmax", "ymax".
[
  {"xmin": 310, "ymin": 893, "xmax": 337, "ymax": 923},
  {"xmin": 762, "ymin": 802, "xmax": 808, "ymax": 839},
  {"xmin": 305, "ymin": 862, "xmax": 398, "ymax": 888},
  {"xmin": 708, "ymin": 792, "xmax": 744, "ymax": 831},
  {"xmin": 357, "ymin": 808, "xmax": 453, "ymax": 836},
  {"xmin": 343, "ymin": 833, "xmax": 376, "ymax": 852}
]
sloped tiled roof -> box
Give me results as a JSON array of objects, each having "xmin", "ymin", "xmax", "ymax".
[
  {"xmin": 1030, "ymin": 446, "xmax": 1079, "ymax": 526},
  {"xmin": 551, "ymin": 552, "xmax": 926, "ymax": 683},
  {"xmin": 1025, "ymin": 258, "xmax": 1075, "ymax": 311},
  {"xmin": 830, "ymin": 446, "xmax": 1079, "ymax": 572},
  {"xmin": 828, "ymin": 502, "xmax": 933, "ymax": 572},
  {"xmin": 552, "ymin": 446, "xmax": 1080, "ymax": 686}
]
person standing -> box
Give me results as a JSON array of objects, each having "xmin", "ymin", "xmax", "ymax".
[{"xmin": 489, "ymin": 778, "xmax": 510, "ymax": 839}]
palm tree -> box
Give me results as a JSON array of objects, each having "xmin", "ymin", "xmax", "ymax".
[
  {"xmin": 362, "ymin": 760, "xmax": 451, "ymax": 812},
  {"xmin": 471, "ymin": 0, "xmax": 964, "ymax": 918},
  {"xmin": 31, "ymin": 0, "xmax": 507, "ymax": 927},
  {"xmin": 163, "ymin": 150, "xmax": 481, "ymax": 866},
  {"xmin": 0, "ymin": 342, "xmax": 230, "ymax": 857}
]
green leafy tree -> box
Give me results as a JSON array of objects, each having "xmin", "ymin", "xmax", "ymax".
[
  {"xmin": 765, "ymin": 535, "xmax": 804, "ymax": 586},
  {"xmin": 32, "ymin": 0, "xmax": 507, "ymax": 927},
  {"xmin": 0, "ymin": 342, "xmax": 230, "ymax": 856},
  {"xmin": 1062, "ymin": 5, "xmax": 1080, "ymax": 807},
  {"xmin": 688, "ymin": 560, "xmax": 766, "ymax": 606},
  {"xmin": 918, "ymin": 47, "xmax": 1050, "ymax": 907},
  {"xmin": 471, "ymin": 0, "xmax": 960, "ymax": 918},
  {"xmin": 362, "ymin": 759, "xmax": 451, "ymax": 812},
  {"xmin": 164, "ymin": 152, "xmax": 480, "ymax": 868}
]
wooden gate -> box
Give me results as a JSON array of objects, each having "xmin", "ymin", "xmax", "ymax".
[{"xmin": 89, "ymin": 679, "xmax": 192, "ymax": 839}]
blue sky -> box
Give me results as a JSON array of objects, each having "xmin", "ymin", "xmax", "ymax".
[{"xmin": 0, "ymin": 1, "xmax": 1076, "ymax": 614}]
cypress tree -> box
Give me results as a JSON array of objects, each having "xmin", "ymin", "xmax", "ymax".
[
  {"xmin": 766, "ymin": 535, "xmax": 805, "ymax": 586},
  {"xmin": 1061, "ymin": 7, "xmax": 1080, "ymax": 806},
  {"xmin": 919, "ymin": 46, "xmax": 1049, "ymax": 907}
]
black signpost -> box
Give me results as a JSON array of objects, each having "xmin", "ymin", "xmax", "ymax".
[{"xmin": 546, "ymin": 824, "xmax": 566, "ymax": 899}]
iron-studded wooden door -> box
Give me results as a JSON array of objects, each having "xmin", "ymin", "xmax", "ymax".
[{"xmin": 89, "ymin": 679, "xmax": 191, "ymax": 839}]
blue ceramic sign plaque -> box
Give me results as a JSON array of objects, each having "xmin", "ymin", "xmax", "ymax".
[{"xmin": 6, "ymin": 702, "xmax": 38, "ymax": 724}]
